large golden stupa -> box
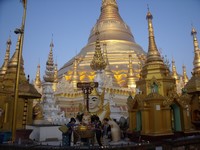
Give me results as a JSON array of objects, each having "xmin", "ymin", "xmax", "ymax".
[{"xmin": 58, "ymin": 0, "xmax": 146, "ymax": 87}]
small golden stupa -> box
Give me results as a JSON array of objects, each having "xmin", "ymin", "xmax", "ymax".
[
  {"xmin": 127, "ymin": 9, "xmax": 193, "ymax": 138},
  {"xmin": 185, "ymin": 27, "xmax": 200, "ymax": 129}
]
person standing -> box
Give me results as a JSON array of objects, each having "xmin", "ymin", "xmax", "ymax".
[
  {"xmin": 94, "ymin": 116, "xmax": 102, "ymax": 146},
  {"xmin": 102, "ymin": 118, "xmax": 111, "ymax": 144},
  {"xmin": 62, "ymin": 118, "xmax": 76, "ymax": 146}
]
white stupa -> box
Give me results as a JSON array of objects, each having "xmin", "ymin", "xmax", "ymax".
[{"xmin": 41, "ymin": 40, "xmax": 67, "ymax": 125}]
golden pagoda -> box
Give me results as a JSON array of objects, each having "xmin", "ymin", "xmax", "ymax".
[
  {"xmin": 127, "ymin": 9, "xmax": 193, "ymax": 137},
  {"xmin": 71, "ymin": 56, "xmax": 79, "ymax": 91},
  {"xmin": 59, "ymin": 0, "xmax": 146, "ymax": 87},
  {"xmin": 182, "ymin": 64, "xmax": 189, "ymax": 86},
  {"xmin": 34, "ymin": 64, "xmax": 42, "ymax": 89},
  {"xmin": 185, "ymin": 27, "xmax": 200, "ymax": 129},
  {"xmin": 0, "ymin": 36, "xmax": 11, "ymax": 82},
  {"xmin": 0, "ymin": 34, "xmax": 41, "ymax": 129},
  {"xmin": 171, "ymin": 58, "xmax": 184, "ymax": 95},
  {"xmin": 52, "ymin": 0, "xmax": 147, "ymax": 119},
  {"xmin": 0, "ymin": 1, "xmax": 41, "ymax": 142},
  {"xmin": 171, "ymin": 57, "xmax": 179, "ymax": 82}
]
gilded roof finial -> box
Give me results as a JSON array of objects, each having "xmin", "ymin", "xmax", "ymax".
[
  {"xmin": 103, "ymin": 43, "xmax": 112, "ymax": 75},
  {"xmin": 128, "ymin": 54, "xmax": 134, "ymax": 77},
  {"xmin": 146, "ymin": 6, "xmax": 163, "ymax": 64},
  {"xmin": 88, "ymin": 0, "xmax": 134, "ymax": 44},
  {"xmin": 102, "ymin": 0, "xmax": 117, "ymax": 8},
  {"xmin": 191, "ymin": 26, "xmax": 200, "ymax": 76},
  {"xmin": 182, "ymin": 64, "xmax": 188, "ymax": 85},
  {"xmin": 72, "ymin": 55, "xmax": 79, "ymax": 90},
  {"xmin": 171, "ymin": 57, "xmax": 178, "ymax": 80},
  {"xmin": 0, "ymin": 35, "xmax": 12, "ymax": 77},
  {"xmin": 127, "ymin": 54, "xmax": 136, "ymax": 89},
  {"xmin": 34, "ymin": 63, "xmax": 41, "ymax": 88},
  {"xmin": 54, "ymin": 60, "xmax": 58, "ymax": 83},
  {"xmin": 9, "ymin": 34, "xmax": 24, "ymax": 67},
  {"xmin": 43, "ymin": 39, "xmax": 55, "ymax": 82},
  {"xmin": 100, "ymin": 0, "xmax": 123, "ymax": 23},
  {"xmin": 52, "ymin": 62, "xmax": 58, "ymax": 91},
  {"xmin": 90, "ymin": 24, "xmax": 107, "ymax": 71},
  {"xmin": 191, "ymin": 26, "xmax": 199, "ymax": 53}
]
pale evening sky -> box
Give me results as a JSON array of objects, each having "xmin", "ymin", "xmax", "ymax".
[{"xmin": 0, "ymin": 0, "xmax": 200, "ymax": 81}]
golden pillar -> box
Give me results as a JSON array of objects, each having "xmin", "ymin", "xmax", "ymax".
[
  {"xmin": 141, "ymin": 108, "xmax": 150, "ymax": 135},
  {"xmin": 128, "ymin": 110, "xmax": 137, "ymax": 131},
  {"xmin": 12, "ymin": 0, "xmax": 27, "ymax": 142},
  {"xmin": 162, "ymin": 107, "xmax": 173, "ymax": 133},
  {"xmin": 182, "ymin": 107, "xmax": 192, "ymax": 131}
]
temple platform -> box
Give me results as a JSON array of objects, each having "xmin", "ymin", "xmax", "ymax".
[
  {"xmin": 1, "ymin": 135, "xmax": 200, "ymax": 149},
  {"xmin": 26, "ymin": 124, "xmax": 62, "ymax": 142}
]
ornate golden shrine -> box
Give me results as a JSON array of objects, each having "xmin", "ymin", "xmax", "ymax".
[
  {"xmin": 127, "ymin": 10, "xmax": 194, "ymax": 136},
  {"xmin": 0, "ymin": 0, "xmax": 41, "ymax": 143}
]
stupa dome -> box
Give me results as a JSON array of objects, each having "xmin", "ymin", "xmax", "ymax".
[{"xmin": 59, "ymin": 0, "xmax": 146, "ymax": 87}]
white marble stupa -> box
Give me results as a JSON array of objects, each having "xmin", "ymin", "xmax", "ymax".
[{"xmin": 41, "ymin": 40, "xmax": 67, "ymax": 125}]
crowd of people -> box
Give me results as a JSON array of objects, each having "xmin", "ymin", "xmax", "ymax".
[{"xmin": 61, "ymin": 115, "xmax": 112, "ymax": 147}]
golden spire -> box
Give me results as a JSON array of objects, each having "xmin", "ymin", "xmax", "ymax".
[
  {"xmin": 71, "ymin": 56, "xmax": 79, "ymax": 90},
  {"xmin": 3, "ymin": 34, "xmax": 27, "ymax": 91},
  {"xmin": 52, "ymin": 63, "xmax": 58, "ymax": 91},
  {"xmin": 182, "ymin": 64, "xmax": 188, "ymax": 85},
  {"xmin": 191, "ymin": 27, "xmax": 200, "ymax": 75},
  {"xmin": 103, "ymin": 43, "xmax": 112, "ymax": 76},
  {"xmin": 88, "ymin": 0, "xmax": 135, "ymax": 43},
  {"xmin": 171, "ymin": 57, "xmax": 178, "ymax": 80},
  {"xmin": 34, "ymin": 63, "xmax": 41, "ymax": 88},
  {"xmin": 100, "ymin": 0, "xmax": 121, "ymax": 22},
  {"xmin": 54, "ymin": 63, "xmax": 58, "ymax": 83},
  {"xmin": 43, "ymin": 40, "xmax": 55, "ymax": 82},
  {"xmin": 0, "ymin": 36, "xmax": 12, "ymax": 78},
  {"xmin": 102, "ymin": 0, "xmax": 117, "ymax": 7},
  {"xmin": 146, "ymin": 8, "xmax": 163, "ymax": 64},
  {"xmin": 9, "ymin": 34, "xmax": 24, "ymax": 67},
  {"xmin": 90, "ymin": 31, "xmax": 107, "ymax": 71},
  {"xmin": 191, "ymin": 27, "xmax": 199, "ymax": 53},
  {"xmin": 127, "ymin": 54, "xmax": 136, "ymax": 89}
]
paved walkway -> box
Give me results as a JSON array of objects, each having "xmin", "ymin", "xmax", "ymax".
[
  {"xmin": 33, "ymin": 137, "xmax": 163, "ymax": 150},
  {"xmin": 40, "ymin": 138, "xmax": 135, "ymax": 147}
]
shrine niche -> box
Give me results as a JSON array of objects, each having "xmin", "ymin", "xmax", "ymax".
[
  {"xmin": 148, "ymin": 77, "xmax": 161, "ymax": 94},
  {"xmin": 193, "ymin": 110, "xmax": 200, "ymax": 122}
]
